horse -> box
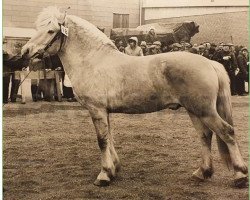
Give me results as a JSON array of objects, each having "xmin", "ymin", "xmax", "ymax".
[{"xmin": 21, "ymin": 7, "xmax": 248, "ymax": 188}]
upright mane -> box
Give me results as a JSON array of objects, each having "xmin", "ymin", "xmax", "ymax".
[
  {"xmin": 35, "ymin": 6, "xmax": 64, "ymax": 30},
  {"xmin": 35, "ymin": 6, "xmax": 117, "ymax": 50},
  {"xmin": 67, "ymin": 15, "xmax": 117, "ymax": 50}
]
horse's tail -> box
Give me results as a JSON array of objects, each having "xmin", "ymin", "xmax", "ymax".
[{"xmin": 211, "ymin": 61, "xmax": 233, "ymax": 170}]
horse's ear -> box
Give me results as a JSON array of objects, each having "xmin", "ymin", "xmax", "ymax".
[{"xmin": 59, "ymin": 7, "xmax": 70, "ymax": 25}]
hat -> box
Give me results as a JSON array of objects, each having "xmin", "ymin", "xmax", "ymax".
[
  {"xmin": 140, "ymin": 41, "xmax": 147, "ymax": 47},
  {"xmin": 198, "ymin": 45, "xmax": 205, "ymax": 49},
  {"xmin": 241, "ymin": 47, "xmax": 248, "ymax": 51},
  {"xmin": 128, "ymin": 37, "xmax": 138, "ymax": 44},
  {"xmin": 185, "ymin": 43, "xmax": 192, "ymax": 47},
  {"xmin": 172, "ymin": 43, "xmax": 182, "ymax": 48},
  {"xmin": 224, "ymin": 43, "xmax": 234, "ymax": 46},
  {"xmin": 153, "ymin": 41, "xmax": 161, "ymax": 46}
]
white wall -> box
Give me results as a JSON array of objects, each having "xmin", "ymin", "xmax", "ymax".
[
  {"xmin": 144, "ymin": 6, "xmax": 248, "ymax": 20},
  {"xmin": 142, "ymin": 0, "xmax": 249, "ymax": 8}
]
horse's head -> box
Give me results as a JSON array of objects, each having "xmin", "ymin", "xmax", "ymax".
[{"xmin": 22, "ymin": 7, "xmax": 67, "ymax": 59}]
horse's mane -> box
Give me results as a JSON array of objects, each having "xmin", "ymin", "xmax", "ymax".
[
  {"xmin": 35, "ymin": 6, "xmax": 63, "ymax": 30},
  {"xmin": 35, "ymin": 6, "xmax": 117, "ymax": 50},
  {"xmin": 67, "ymin": 15, "xmax": 117, "ymax": 50}
]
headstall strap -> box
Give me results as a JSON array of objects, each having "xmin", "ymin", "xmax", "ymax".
[{"xmin": 31, "ymin": 7, "xmax": 70, "ymax": 59}]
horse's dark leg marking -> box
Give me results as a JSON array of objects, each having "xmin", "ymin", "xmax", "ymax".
[
  {"xmin": 201, "ymin": 113, "xmax": 248, "ymax": 187},
  {"xmin": 107, "ymin": 115, "xmax": 121, "ymax": 173},
  {"xmin": 188, "ymin": 112, "xmax": 214, "ymax": 180},
  {"xmin": 89, "ymin": 108, "xmax": 115, "ymax": 187}
]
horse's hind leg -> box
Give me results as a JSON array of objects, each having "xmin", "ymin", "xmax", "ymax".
[
  {"xmin": 201, "ymin": 113, "xmax": 248, "ymax": 187},
  {"xmin": 188, "ymin": 113, "xmax": 214, "ymax": 181},
  {"xmin": 89, "ymin": 108, "xmax": 116, "ymax": 186}
]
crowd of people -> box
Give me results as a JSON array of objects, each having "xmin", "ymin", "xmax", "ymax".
[
  {"xmin": 3, "ymin": 27, "xmax": 249, "ymax": 104},
  {"xmin": 3, "ymin": 42, "xmax": 76, "ymax": 104},
  {"xmin": 114, "ymin": 28, "xmax": 249, "ymax": 96}
]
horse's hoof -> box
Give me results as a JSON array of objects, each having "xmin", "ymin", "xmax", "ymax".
[
  {"xmin": 192, "ymin": 168, "xmax": 204, "ymax": 181},
  {"xmin": 234, "ymin": 172, "xmax": 248, "ymax": 188},
  {"xmin": 202, "ymin": 168, "xmax": 214, "ymax": 179},
  {"xmin": 93, "ymin": 179, "xmax": 110, "ymax": 187}
]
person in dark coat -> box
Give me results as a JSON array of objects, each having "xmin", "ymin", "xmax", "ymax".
[
  {"xmin": 145, "ymin": 28, "xmax": 158, "ymax": 45},
  {"xmin": 3, "ymin": 47, "xmax": 29, "ymax": 103},
  {"xmin": 211, "ymin": 44, "xmax": 223, "ymax": 62},
  {"xmin": 219, "ymin": 44, "xmax": 238, "ymax": 95},
  {"xmin": 149, "ymin": 41, "xmax": 162, "ymax": 55},
  {"xmin": 236, "ymin": 47, "xmax": 249, "ymax": 95},
  {"xmin": 140, "ymin": 41, "xmax": 149, "ymax": 56}
]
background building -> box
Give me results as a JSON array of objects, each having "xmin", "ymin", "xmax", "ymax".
[
  {"xmin": 3, "ymin": 0, "xmax": 249, "ymax": 46},
  {"xmin": 141, "ymin": 0, "xmax": 249, "ymax": 45},
  {"xmin": 3, "ymin": 0, "xmax": 140, "ymax": 34}
]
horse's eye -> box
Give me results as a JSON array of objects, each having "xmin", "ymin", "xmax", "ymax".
[{"xmin": 48, "ymin": 30, "xmax": 54, "ymax": 34}]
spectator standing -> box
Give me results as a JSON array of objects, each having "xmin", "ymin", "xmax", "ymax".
[
  {"xmin": 115, "ymin": 39, "xmax": 125, "ymax": 53},
  {"xmin": 149, "ymin": 41, "xmax": 162, "ymax": 55},
  {"xmin": 145, "ymin": 27, "xmax": 158, "ymax": 45},
  {"xmin": 170, "ymin": 43, "xmax": 182, "ymax": 52},
  {"xmin": 125, "ymin": 37, "xmax": 143, "ymax": 56},
  {"xmin": 236, "ymin": 47, "xmax": 249, "ymax": 95},
  {"xmin": 140, "ymin": 41, "xmax": 149, "ymax": 56},
  {"xmin": 220, "ymin": 44, "xmax": 238, "ymax": 95},
  {"xmin": 198, "ymin": 44, "xmax": 206, "ymax": 56},
  {"xmin": 3, "ymin": 42, "xmax": 29, "ymax": 103}
]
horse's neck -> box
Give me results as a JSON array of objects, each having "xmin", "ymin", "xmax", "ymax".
[{"xmin": 58, "ymin": 15, "xmax": 117, "ymax": 77}]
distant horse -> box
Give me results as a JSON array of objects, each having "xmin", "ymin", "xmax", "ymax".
[{"xmin": 22, "ymin": 7, "xmax": 248, "ymax": 187}]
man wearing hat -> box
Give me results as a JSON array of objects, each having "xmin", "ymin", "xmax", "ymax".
[
  {"xmin": 198, "ymin": 44, "xmax": 206, "ymax": 56},
  {"xmin": 145, "ymin": 27, "xmax": 158, "ymax": 45},
  {"xmin": 170, "ymin": 43, "xmax": 182, "ymax": 52},
  {"xmin": 125, "ymin": 37, "xmax": 143, "ymax": 56},
  {"xmin": 220, "ymin": 43, "xmax": 238, "ymax": 95},
  {"xmin": 236, "ymin": 47, "xmax": 249, "ymax": 95},
  {"xmin": 115, "ymin": 39, "xmax": 125, "ymax": 53},
  {"xmin": 140, "ymin": 41, "xmax": 149, "ymax": 56},
  {"xmin": 3, "ymin": 41, "xmax": 29, "ymax": 103},
  {"xmin": 148, "ymin": 41, "xmax": 162, "ymax": 55}
]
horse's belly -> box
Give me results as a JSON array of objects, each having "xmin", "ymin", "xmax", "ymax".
[{"xmin": 108, "ymin": 97, "xmax": 181, "ymax": 114}]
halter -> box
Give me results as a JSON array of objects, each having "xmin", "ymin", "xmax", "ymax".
[{"xmin": 31, "ymin": 7, "xmax": 70, "ymax": 59}]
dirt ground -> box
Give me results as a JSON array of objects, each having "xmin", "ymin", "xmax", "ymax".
[{"xmin": 3, "ymin": 96, "xmax": 249, "ymax": 200}]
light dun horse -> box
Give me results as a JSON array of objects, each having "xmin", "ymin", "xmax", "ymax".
[{"xmin": 22, "ymin": 7, "xmax": 248, "ymax": 187}]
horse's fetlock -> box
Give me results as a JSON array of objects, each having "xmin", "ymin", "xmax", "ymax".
[{"xmin": 98, "ymin": 137, "xmax": 107, "ymax": 150}]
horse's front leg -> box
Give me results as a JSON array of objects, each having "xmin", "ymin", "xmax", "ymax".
[{"xmin": 89, "ymin": 108, "xmax": 116, "ymax": 186}]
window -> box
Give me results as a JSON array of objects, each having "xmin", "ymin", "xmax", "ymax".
[{"xmin": 113, "ymin": 13, "xmax": 129, "ymax": 28}]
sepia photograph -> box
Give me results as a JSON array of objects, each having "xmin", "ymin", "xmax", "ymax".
[{"xmin": 2, "ymin": 0, "xmax": 249, "ymax": 199}]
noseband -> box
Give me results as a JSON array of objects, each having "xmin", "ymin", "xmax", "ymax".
[{"xmin": 30, "ymin": 23, "xmax": 67, "ymax": 59}]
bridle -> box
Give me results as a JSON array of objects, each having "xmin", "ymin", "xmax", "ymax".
[
  {"xmin": 30, "ymin": 23, "xmax": 67, "ymax": 59},
  {"xmin": 30, "ymin": 7, "xmax": 70, "ymax": 59}
]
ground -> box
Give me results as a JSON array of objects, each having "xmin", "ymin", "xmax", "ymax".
[{"xmin": 3, "ymin": 96, "xmax": 249, "ymax": 200}]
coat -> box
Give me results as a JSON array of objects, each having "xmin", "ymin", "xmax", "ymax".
[
  {"xmin": 237, "ymin": 53, "xmax": 248, "ymax": 80},
  {"xmin": 3, "ymin": 52, "xmax": 28, "ymax": 77},
  {"xmin": 145, "ymin": 32, "xmax": 158, "ymax": 44}
]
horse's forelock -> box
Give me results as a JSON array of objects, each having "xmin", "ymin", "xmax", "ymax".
[{"xmin": 35, "ymin": 6, "xmax": 63, "ymax": 30}]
